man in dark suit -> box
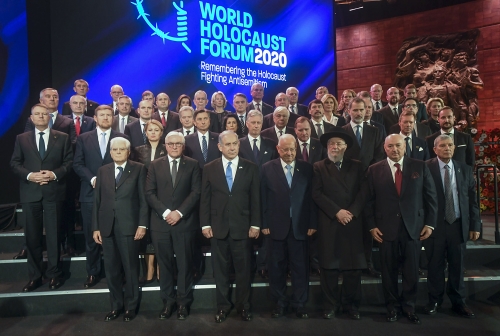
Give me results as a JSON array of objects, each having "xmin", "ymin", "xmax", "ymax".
[
  {"xmin": 370, "ymin": 84, "xmax": 388, "ymax": 111},
  {"xmin": 184, "ymin": 110, "xmax": 220, "ymax": 169},
  {"xmin": 360, "ymin": 95, "xmax": 386, "ymax": 139},
  {"xmin": 10, "ymin": 103, "xmax": 73, "ymax": 292},
  {"xmin": 423, "ymin": 135, "xmax": 480, "ymax": 318},
  {"xmin": 263, "ymin": 93, "xmax": 299, "ymax": 129},
  {"xmin": 378, "ymin": 87, "xmax": 401, "ymax": 135},
  {"xmin": 389, "ymin": 98, "xmax": 432, "ymax": 140},
  {"xmin": 67, "ymin": 95, "xmax": 96, "ymax": 136},
  {"xmin": 421, "ymin": 98, "xmax": 443, "ymax": 134},
  {"xmin": 239, "ymin": 110, "xmax": 277, "ymax": 169},
  {"xmin": 365, "ymin": 134, "xmax": 438, "ymax": 324},
  {"xmin": 124, "ymin": 99, "xmax": 153, "ymax": 148},
  {"xmin": 193, "ymin": 90, "xmax": 220, "ymax": 133},
  {"xmin": 246, "ymin": 83, "xmax": 273, "ymax": 116},
  {"xmin": 73, "ymin": 105, "xmax": 128, "ymax": 288},
  {"xmin": 426, "ymin": 107, "xmax": 475, "ymax": 167},
  {"xmin": 312, "ymin": 129, "xmax": 368, "ymax": 320},
  {"xmin": 112, "ymin": 95, "xmax": 137, "ymax": 133},
  {"xmin": 261, "ymin": 134, "xmax": 317, "ymax": 319},
  {"xmin": 233, "ymin": 93, "xmax": 249, "ymax": 135},
  {"xmin": 398, "ymin": 110, "xmax": 430, "ymax": 161},
  {"xmin": 399, "ymin": 84, "xmax": 427, "ymax": 122},
  {"xmin": 62, "ymin": 79, "xmax": 99, "ymax": 117},
  {"xmin": 176, "ymin": 106, "xmax": 196, "ymax": 136},
  {"xmin": 92, "ymin": 137, "xmax": 148, "ymax": 322},
  {"xmin": 152, "ymin": 93, "xmax": 181, "ymax": 135},
  {"xmin": 286, "ymin": 87, "xmax": 308, "ymax": 118},
  {"xmin": 295, "ymin": 117, "xmax": 326, "ymax": 165},
  {"xmin": 315, "ymin": 86, "xmax": 329, "ymax": 100},
  {"xmin": 308, "ymin": 99, "xmax": 336, "ymax": 139},
  {"xmin": 200, "ymin": 130, "xmax": 261, "ymax": 323},
  {"xmin": 109, "ymin": 84, "xmax": 137, "ymax": 118},
  {"xmin": 260, "ymin": 107, "xmax": 297, "ymax": 145},
  {"xmin": 145, "ymin": 131, "xmax": 201, "ymax": 320}
]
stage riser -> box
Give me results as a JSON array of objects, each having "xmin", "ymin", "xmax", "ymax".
[{"xmin": 1, "ymin": 281, "xmax": 499, "ymax": 317}]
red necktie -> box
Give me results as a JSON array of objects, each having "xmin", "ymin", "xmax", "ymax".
[
  {"xmin": 161, "ymin": 113, "xmax": 166, "ymax": 127},
  {"xmin": 302, "ymin": 143, "xmax": 308, "ymax": 162},
  {"xmin": 394, "ymin": 163, "xmax": 402, "ymax": 196},
  {"xmin": 75, "ymin": 116, "xmax": 81, "ymax": 136}
]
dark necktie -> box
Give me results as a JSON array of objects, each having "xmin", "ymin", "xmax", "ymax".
[
  {"xmin": 316, "ymin": 123, "xmax": 323, "ymax": 137},
  {"xmin": 202, "ymin": 135, "xmax": 208, "ymax": 161},
  {"xmin": 256, "ymin": 103, "xmax": 261, "ymax": 112},
  {"xmin": 302, "ymin": 143, "xmax": 309, "ymax": 162},
  {"xmin": 48, "ymin": 114, "xmax": 54, "ymax": 128},
  {"xmin": 444, "ymin": 164, "xmax": 456, "ymax": 224},
  {"xmin": 252, "ymin": 138, "xmax": 260, "ymax": 163},
  {"xmin": 405, "ymin": 137, "xmax": 411, "ymax": 156},
  {"xmin": 38, "ymin": 132, "xmax": 46, "ymax": 159},
  {"xmin": 355, "ymin": 125, "xmax": 362, "ymax": 146},
  {"xmin": 239, "ymin": 116, "xmax": 245, "ymax": 131},
  {"xmin": 226, "ymin": 161, "xmax": 233, "ymax": 191},
  {"xmin": 75, "ymin": 116, "xmax": 81, "ymax": 136},
  {"xmin": 393, "ymin": 108, "xmax": 398, "ymax": 117},
  {"xmin": 290, "ymin": 106, "xmax": 295, "ymax": 114},
  {"xmin": 394, "ymin": 163, "xmax": 402, "ymax": 196},
  {"xmin": 334, "ymin": 161, "xmax": 341, "ymax": 170},
  {"xmin": 279, "ymin": 130, "xmax": 283, "ymax": 137},
  {"xmin": 171, "ymin": 159, "xmax": 177, "ymax": 186},
  {"xmin": 376, "ymin": 101, "xmax": 380, "ymax": 110},
  {"xmin": 161, "ymin": 113, "xmax": 167, "ymax": 127},
  {"xmin": 142, "ymin": 124, "xmax": 147, "ymax": 144},
  {"xmin": 186, "ymin": 130, "xmax": 191, "ymax": 135},
  {"xmin": 116, "ymin": 166, "xmax": 123, "ymax": 184}
]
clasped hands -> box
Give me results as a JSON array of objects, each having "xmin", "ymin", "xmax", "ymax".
[
  {"xmin": 336, "ymin": 209, "xmax": 353, "ymax": 225},
  {"xmin": 165, "ymin": 211, "xmax": 181, "ymax": 225},
  {"xmin": 29, "ymin": 170, "xmax": 55, "ymax": 185}
]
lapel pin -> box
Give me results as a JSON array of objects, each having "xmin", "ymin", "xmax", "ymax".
[
  {"xmin": 457, "ymin": 168, "xmax": 461, "ymax": 173},
  {"xmin": 296, "ymin": 168, "xmax": 300, "ymax": 171},
  {"xmin": 312, "ymin": 146, "xmax": 315, "ymax": 150}
]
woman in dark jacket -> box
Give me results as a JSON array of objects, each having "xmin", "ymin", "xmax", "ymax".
[
  {"xmin": 211, "ymin": 91, "xmax": 231, "ymax": 130},
  {"xmin": 222, "ymin": 114, "xmax": 244, "ymax": 138}
]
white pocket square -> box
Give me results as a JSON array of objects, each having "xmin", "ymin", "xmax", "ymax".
[
  {"xmin": 457, "ymin": 144, "xmax": 466, "ymax": 147},
  {"xmin": 264, "ymin": 151, "xmax": 268, "ymax": 154},
  {"xmin": 418, "ymin": 147, "xmax": 423, "ymax": 152},
  {"xmin": 239, "ymin": 167, "xmax": 243, "ymax": 169}
]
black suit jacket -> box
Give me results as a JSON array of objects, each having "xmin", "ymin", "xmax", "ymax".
[
  {"xmin": 421, "ymin": 119, "xmax": 441, "ymax": 134},
  {"xmin": 291, "ymin": 104, "xmax": 309, "ymax": 118},
  {"xmin": 92, "ymin": 160, "xmax": 148, "ymax": 237},
  {"xmin": 343, "ymin": 123, "xmax": 384, "ymax": 169},
  {"xmin": 62, "ymin": 99, "xmax": 99, "ymax": 117},
  {"xmin": 260, "ymin": 126, "xmax": 296, "ymax": 145},
  {"xmin": 73, "ymin": 129, "xmax": 128, "ymax": 202},
  {"xmin": 310, "ymin": 120, "xmax": 336, "ymax": 139},
  {"xmin": 398, "ymin": 102, "xmax": 428, "ymax": 122},
  {"xmin": 183, "ymin": 131, "xmax": 221, "ymax": 169},
  {"xmin": 373, "ymin": 100, "xmax": 388, "ymax": 111},
  {"xmin": 378, "ymin": 105, "xmax": 399, "ymax": 135},
  {"xmin": 365, "ymin": 157, "xmax": 438, "ymax": 241},
  {"xmin": 425, "ymin": 158, "xmax": 481, "ymax": 242},
  {"xmin": 134, "ymin": 143, "xmax": 166, "ymax": 169},
  {"xmin": 238, "ymin": 136, "xmax": 277, "ymax": 169},
  {"xmin": 110, "ymin": 103, "xmax": 138, "ymax": 118},
  {"xmin": 145, "ymin": 155, "xmax": 201, "ymax": 233},
  {"xmin": 389, "ymin": 122, "xmax": 432, "ymax": 141},
  {"xmin": 152, "ymin": 110, "xmax": 182, "ymax": 135},
  {"xmin": 10, "ymin": 129, "xmax": 73, "ymax": 203},
  {"xmin": 371, "ymin": 111, "xmax": 385, "ymax": 126},
  {"xmin": 247, "ymin": 101, "xmax": 274, "ymax": 116},
  {"xmin": 65, "ymin": 114, "xmax": 95, "ymax": 135},
  {"xmin": 406, "ymin": 135, "xmax": 430, "ymax": 161},
  {"xmin": 426, "ymin": 131, "xmax": 475, "ymax": 167},
  {"xmin": 124, "ymin": 120, "xmax": 148, "ymax": 148},
  {"xmin": 200, "ymin": 157, "xmax": 261, "ymax": 239},
  {"xmin": 367, "ymin": 120, "xmax": 386, "ymax": 140},
  {"xmin": 112, "ymin": 115, "xmax": 137, "ymax": 133},
  {"xmin": 25, "ymin": 113, "xmax": 76, "ymax": 145},
  {"xmin": 296, "ymin": 138, "xmax": 326, "ymax": 164},
  {"xmin": 261, "ymin": 159, "xmax": 317, "ymax": 241},
  {"xmin": 262, "ymin": 112, "xmax": 298, "ymax": 129}
]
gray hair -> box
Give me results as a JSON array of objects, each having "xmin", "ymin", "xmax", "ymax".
[
  {"xmin": 246, "ymin": 110, "xmax": 263, "ymax": 120},
  {"xmin": 39, "ymin": 88, "xmax": 58, "ymax": 99},
  {"xmin": 194, "ymin": 90, "xmax": 207, "ymax": 98},
  {"xmin": 165, "ymin": 131, "xmax": 185, "ymax": 144},
  {"xmin": 118, "ymin": 95, "xmax": 133, "ymax": 105},
  {"xmin": 218, "ymin": 130, "xmax": 237, "ymax": 144},
  {"xmin": 109, "ymin": 137, "xmax": 131, "ymax": 150},
  {"xmin": 434, "ymin": 134, "xmax": 454, "ymax": 147},
  {"xmin": 278, "ymin": 134, "xmax": 296, "ymax": 146},
  {"xmin": 273, "ymin": 106, "xmax": 289, "ymax": 117},
  {"xmin": 178, "ymin": 105, "xmax": 194, "ymax": 116},
  {"xmin": 286, "ymin": 87, "xmax": 299, "ymax": 95},
  {"xmin": 70, "ymin": 94, "xmax": 87, "ymax": 103}
]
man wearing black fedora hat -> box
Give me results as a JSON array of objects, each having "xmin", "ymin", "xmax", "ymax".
[{"xmin": 312, "ymin": 128, "xmax": 368, "ymax": 320}]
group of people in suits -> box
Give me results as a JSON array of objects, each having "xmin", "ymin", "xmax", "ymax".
[{"xmin": 10, "ymin": 80, "xmax": 481, "ymax": 324}]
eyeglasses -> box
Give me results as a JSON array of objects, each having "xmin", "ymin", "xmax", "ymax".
[{"xmin": 166, "ymin": 143, "xmax": 183, "ymax": 148}]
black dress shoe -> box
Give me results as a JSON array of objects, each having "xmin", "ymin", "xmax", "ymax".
[
  {"xmin": 159, "ymin": 305, "xmax": 174, "ymax": 319},
  {"xmin": 403, "ymin": 312, "xmax": 421, "ymax": 324},
  {"xmin": 49, "ymin": 277, "xmax": 63, "ymax": 290},
  {"xmin": 386, "ymin": 310, "xmax": 399, "ymax": 322},
  {"xmin": 177, "ymin": 306, "xmax": 188, "ymax": 320},
  {"xmin": 22, "ymin": 279, "xmax": 42, "ymax": 292},
  {"xmin": 84, "ymin": 275, "xmax": 99, "ymax": 288},
  {"xmin": 104, "ymin": 310, "xmax": 122, "ymax": 321},
  {"xmin": 345, "ymin": 309, "xmax": 361, "ymax": 320},
  {"xmin": 123, "ymin": 310, "xmax": 136, "ymax": 322},
  {"xmin": 423, "ymin": 302, "xmax": 438, "ymax": 315},
  {"xmin": 323, "ymin": 309, "xmax": 335, "ymax": 319},
  {"xmin": 139, "ymin": 277, "xmax": 155, "ymax": 285},
  {"xmin": 363, "ymin": 267, "xmax": 381, "ymax": 278},
  {"xmin": 293, "ymin": 307, "xmax": 309, "ymax": 319},
  {"xmin": 271, "ymin": 306, "xmax": 286, "ymax": 318},
  {"xmin": 215, "ymin": 310, "xmax": 228, "ymax": 323},
  {"xmin": 13, "ymin": 249, "xmax": 27, "ymax": 260},
  {"xmin": 258, "ymin": 269, "xmax": 268, "ymax": 279},
  {"xmin": 452, "ymin": 304, "xmax": 475, "ymax": 318},
  {"xmin": 240, "ymin": 309, "xmax": 253, "ymax": 321}
]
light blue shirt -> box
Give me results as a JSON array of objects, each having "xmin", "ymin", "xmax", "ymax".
[{"xmin": 437, "ymin": 158, "xmax": 461, "ymax": 219}]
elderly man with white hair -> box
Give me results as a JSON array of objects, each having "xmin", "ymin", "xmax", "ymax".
[{"xmin": 261, "ymin": 106, "xmax": 297, "ymax": 145}]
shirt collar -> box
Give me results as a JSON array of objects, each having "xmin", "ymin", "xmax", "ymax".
[
  {"xmin": 72, "ymin": 113, "xmax": 83, "ymax": 119},
  {"xmin": 222, "ymin": 155, "xmax": 239, "ymax": 167},
  {"xmin": 96, "ymin": 126, "xmax": 111, "ymax": 135},
  {"xmin": 274, "ymin": 125, "xmax": 286, "ymax": 133},
  {"xmin": 387, "ymin": 156, "xmax": 404, "ymax": 168},
  {"xmin": 114, "ymin": 161, "xmax": 127, "ymax": 170},
  {"xmin": 350, "ymin": 121, "xmax": 363, "ymax": 129},
  {"xmin": 388, "ymin": 103, "xmax": 398, "ymax": 109},
  {"xmin": 248, "ymin": 135, "xmax": 261, "ymax": 142},
  {"xmin": 167, "ymin": 154, "xmax": 180, "ymax": 163},
  {"xmin": 437, "ymin": 157, "xmax": 454, "ymax": 170},
  {"xmin": 299, "ymin": 138, "xmax": 310, "ymax": 146},
  {"xmin": 38, "ymin": 127, "xmax": 50, "ymax": 134},
  {"xmin": 441, "ymin": 128, "xmax": 455, "ymax": 135},
  {"xmin": 400, "ymin": 132, "xmax": 412, "ymax": 139},
  {"xmin": 280, "ymin": 159, "xmax": 295, "ymax": 169}
]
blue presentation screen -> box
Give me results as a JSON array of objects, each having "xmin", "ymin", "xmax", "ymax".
[{"xmin": 51, "ymin": 0, "xmax": 335, "ymax": 109}]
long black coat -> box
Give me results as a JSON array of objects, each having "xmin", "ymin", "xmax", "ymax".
[{"xmin": 312, "ymin": 158, "xmax": 367, "ymax": 270}]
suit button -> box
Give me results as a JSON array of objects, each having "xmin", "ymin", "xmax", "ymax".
[{"xmin": 397, "ymin": 213, "xmax": 401, "ymax": 217}]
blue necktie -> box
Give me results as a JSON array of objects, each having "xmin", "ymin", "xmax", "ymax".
[
  {"xmin": 38, "ymin": 132, "xmax": 46, "ymax": 159},
  {"xmin": 355, "ymin": 125, "xmax": 362, "ymax": 146},
  {"xmin": 226, "ymin": 162, "xmax": 233, "ymax": 191},
  {"xmin": 48, "ymin": 114, "xmax": 54, "ymax": 128},
  {"xmin": 286, "ymin": 164, "xmax": 292, "ymax": 216},
  {"xmin": 202, "ymin": 135, "xmax": 208, "ymax": 162},
  {"xmin": 99, "ymin": 132, "xmax": 107, "ymax": 159},
  {"xmin": 116, "ymin": 166, "xmax": 123, "ymax": 184},
  {"xmin": 444, "ymin": 165, "xmax": 456, "ymax": 224},
  {"xmin": 252, "ymin": 138, "xmax": 260, "ymax": 163}
]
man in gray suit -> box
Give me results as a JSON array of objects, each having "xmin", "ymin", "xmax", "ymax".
[{"xmin": 112, "ymin": 95, "xmax": 137, "ymax": 133}]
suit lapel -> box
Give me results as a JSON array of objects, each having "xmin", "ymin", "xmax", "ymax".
[
  {"xmin": 216, "ymin": 159, "xmax": 230, "ymax": 193},
  {"xmin": 43, "ymin": 129, "xmax": 61, "ymax": 160},
  {"xmin": 429, "ymin": 158, "xmax": 444, "ymax": 196},
  {"xmin": 116, "ymin": 161, "xmax": 134, "ymax": 189},
  {"xmin": 453, "ymin": 160, "xmax": 463, "ymax": 203},
  {"xmin": 173, "ymin": 156, "xmax": 186, "ymax": 190},
  {"xmin": 326, "ymin": 159, "xmax": 348, "ymax": 190},
  {"xmin": 29, "ymin": 130, "xmax": 39, "ymax": 156},
  {"xmin": 290, "ymin": 161, "xmax": 302, "ymax": 191},
  {"xmin": 400, "ymin": 157, "xmax": 412, "ymax": 197},
  {"xmin": 272, "ymin": 159, "xmax": 290, "ymax": 190},
  {"xmin": 382, "ymin": 159, "xmax": 399, "ymax": 196},
  {"xmin": 52, "ymin": 114, "xmax": 62, "ymax": 130},
  {"xmin": 159, "ymin": 157, "xmax": 172, "ymax": 189},
  {"xmin": 90, "ymin": 129, "xmax": 102, "ymax": 156}
]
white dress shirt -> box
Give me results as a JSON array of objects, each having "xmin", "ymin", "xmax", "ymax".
[
  {"xmin": 158, "ymin": 110, "xmax": 169, "ymax": 122},
  {"xmin": 182, "ymin": 126, "xmax": 195, "ymax": 136},
  {"xmin": 371, "ymin": 99, "xmax": 383, "ymax": 110},
  {"xmin": 161, "ymin": 155, "xmax": 184, "ymax": 220},
  {"xmin": 289, "ymin": 104, "xmax": 298, "ymax": 114},
  {"xmin": 440, "ymin": 128, "xmax": 455, "ymax": 135},
  {"xmin": 49, "ymin": 111, "xmax": 58, "ymax": 126},
  {"xmin": 72, "ymin": 113, "xmax": 84, "ymax": 123},
  {"xmin": 274, "ymin": 125, "xmax": 286, "ymax": 138},
  {"xmin": 388, "ymin": 104, "xmax": 399, "ymax": 116}
]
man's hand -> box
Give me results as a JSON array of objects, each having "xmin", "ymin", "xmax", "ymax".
[
  {"xmin": 166, "ymin": 211, "xmax": 181, "ymax": 225},
  {"xmin": 202, "ymin": 227, "xmax": 213, "ymax": 239},
  {"xmin": 261, "ymin": 229, "xmax": 270, "ymax": 235},
  {"xmin": 134, "ymin": 227, "xmax": 146, "ymax": 240},
  {"xmin": 469, "ymin": 231, "xmax": 480, "ymax": 241},
  {"xmin": 93, "ymin": 230, "xmax": 102, "ymax": 245},
  {"xmin": 420, "ymin": 226, "xmax": 433, "ymax": 241},
  {"xmin": 40, "ymin": 170, "xmax": 56, "ymax": 181},
  {"xmin": 371, "ymin": 228, "xmax": 383, "ymax": 243},
  {"xmin": 336, "ymin": 209, "xmax": 353, "ymax": 225},
  {"xmin": 307, "ymin": 229, "xmax": 317, "ymax": 236},
  {"xmin": 29, "ymin": 172, "xmax": 51, "ymax": 184},
  {"xmin": 249, "ymin": 227, "xmax": 260, "ymax": 239}
]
